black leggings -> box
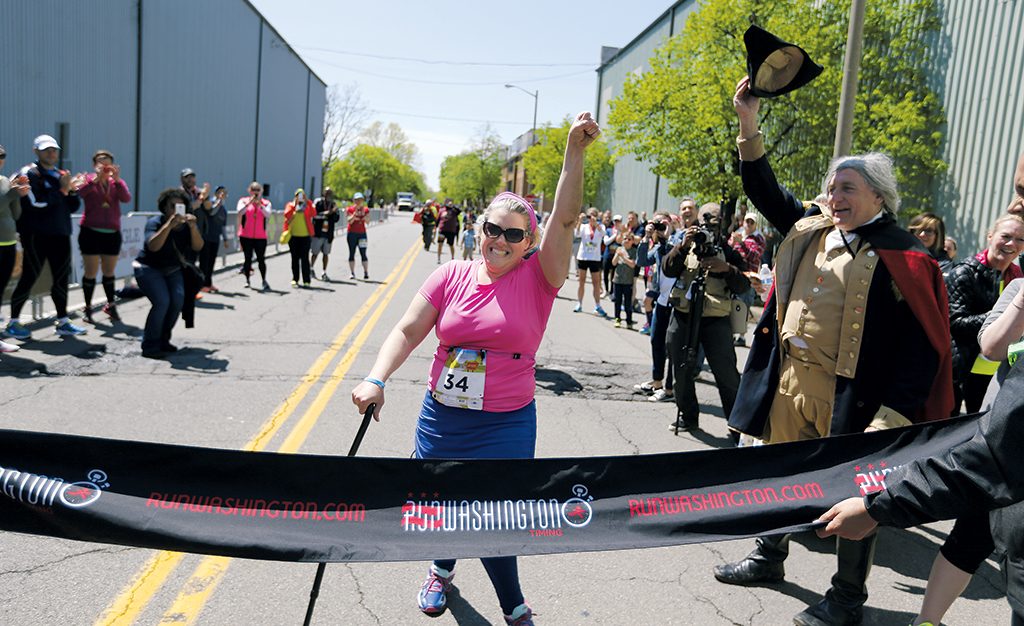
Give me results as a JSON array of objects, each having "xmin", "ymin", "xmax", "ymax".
[
  {"xmin": 0, "ymin": 244, "xmax": 15, "ymax": 305},
  {"xmin": 10, "ymin": 233, "xmax": 71, "ymax": 319},
  {"xmin": 199, "ymin": 240, "xmax": 219, "ymax": 288},
  {"xmin": 289, "ymin": 236, "xmax": 311, "ymax": 283},
  {"xmin": 239, "ymin": 237, "xmax": 267, "ymax": 281},
  {"xmin": 612, "ymin": 283, "xmax": 634, "ymax": 324},
  {"xmin": 941, "ymin": 512, "xmax": 995, "ymax": 574}
]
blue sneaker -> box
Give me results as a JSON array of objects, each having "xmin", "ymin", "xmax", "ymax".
[
  {"xmin": 504, "ymin": 603, "xmax": 535, "ymax": 625},
  {"xmin": 3, "ymin": 320, "xmax": 30, "ymax": 340},
  {"xmin": 55, "ymin": 319, "xmax": 87, "ymax": 336},
  {"xmin": 639, "ymin": 324, "xmax": 651, "ymax": 336},
  {"xmin": 572, "ymin": 303, "xmax": 582, "ymax": 313},
  {"xmin": 594, "ymin": 305, "xmax": 608, "ymax": 318},
  {"xmin": 417, "ymin": 567, "xmax": 454, "ymax": 616}
]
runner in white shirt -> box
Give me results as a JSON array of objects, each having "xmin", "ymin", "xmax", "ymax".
[{"xmin": 573, "ymin": 208, "xmax": 608, "ymax": 316}]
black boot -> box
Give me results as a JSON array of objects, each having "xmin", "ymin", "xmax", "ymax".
[
  {"xmin": 794, "ymin": 534, "xmax": 877, "ymax": 626},
  {"xmin": 714, "ymin": 533, "xmax": 789, "ymax": 585}
]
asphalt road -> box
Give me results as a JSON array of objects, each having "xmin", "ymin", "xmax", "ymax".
[{"xmin": 0, "ymin": 217, "xmax": 1010, "ymax": 625}]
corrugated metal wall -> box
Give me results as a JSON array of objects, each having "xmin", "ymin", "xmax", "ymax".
[
  {"xmin": 934, "ymin": 0, "xmax": 1024, "ymax": 250},
  {"xmin": 597, "ymin": 0, "xmax": 1024, "ymax": 250},
  {"xmin": 0, "ymin": 0, "xmax": 138, "ymax": 193},
  {"xmin": 0, "ymin": 0, "xmax": 325, "ymax": 214},
  {"xmin": 595, "ymin": 0, "xmax": 699, "ymax": 216},
  {"xmin": 256, "ymin": 21, "xmax": 316, "ymax": 207}
]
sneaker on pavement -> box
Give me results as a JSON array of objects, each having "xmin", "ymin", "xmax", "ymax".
[
  {"xmin": 594, "ymin": 305, "xmax": 608, "ymax": 317},
  {"xmin": 639, "ymin": 324, "xmax": 651, "ymax": 336},
  {"xmin": 349, "ymin": 272, "xmax": 357, "ymax": 280},
  {"xmin": 417, "ymin": 568, "xmax": 454, "ymax": 617},
  {"xmin": 303, "ymin": 282, "xmax": 311, "ymax": 288},
  {"xmin": 55, "ymin": 319, "xmax": 87, "ymax": 336},
  {"xmin": 734, "ymin": 336, "xmax": 746, "ymax": 347},
  {"xmin": 262, "ymin": 280, "xmax": 270, "ymax": 291},
  {"xmin": 572, "ymin": 303, "xmax": 582, "ymax": 313},
  {"xmin": 649, "ymin": 388, "xmax": 673, "ymax": 402},
  {"xmin": 321, "ymin": 272, "xmax": 330, "ymax": 282},
  {"xmin": 504, "ymin": 603, "xmax": 535, "ymax": 626},
  {"xmin": 632, "ymin": 380, "xmax": 659, "ymax": 394},
  {"xmin": 614, "ymin": 319, "xmax": 622, "ymax": 328},
  {"xmin": 3, "ymin": 321, "xmax": 30, "ymax": 340},
  {"xmin": 310, "ymin": 270, "xmax": 318, "ymax": 280},
  {"xmin": 364, "ymin": 272, "xmax": 369, "ymax": 280},
  {"xmin": 83, "ymin": 305, "xmax": 95, "ymax": 324},
  {"xmin": 0, "ymin": 339, "xmax": 19, "ymax": 353}
]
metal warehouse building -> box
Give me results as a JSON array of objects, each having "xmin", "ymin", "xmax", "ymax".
[
  {"xmin": 0, "ymin": 0, "xmax": 326, "ymax": 213},
  {"xmin": 596, "ymin": 0, "xmax": 1024, "ymax": 249}
]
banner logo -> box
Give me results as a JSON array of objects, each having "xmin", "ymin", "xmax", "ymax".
[
  {"xmin": 853, "ymin": 460, "xmax": 898, "ymax": 495},
  {"xmin": 59, "ymin": 470, "xmax": 109, "ymax": 508},
  {"xmin": 561, "ymin": 484, "xmax": 594, "ymax": 528}
]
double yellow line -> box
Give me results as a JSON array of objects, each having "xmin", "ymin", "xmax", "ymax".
[{"xmin": 95, "ymin": 240, "xmax": 421, "ymax": 625}]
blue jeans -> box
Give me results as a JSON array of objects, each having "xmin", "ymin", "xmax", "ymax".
[{"xmin": 134, "ymin": 265, "xmax": 183, "ymax": 353}]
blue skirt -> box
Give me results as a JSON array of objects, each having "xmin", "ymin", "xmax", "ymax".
[{"xmin": 414, "ymin": 391, "xmax": 536, "ymax": 460}]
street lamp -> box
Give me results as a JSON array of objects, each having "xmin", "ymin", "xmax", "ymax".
[{"xmin": 504, "ymin": 84, "xmax": 538, "ymax": 145}]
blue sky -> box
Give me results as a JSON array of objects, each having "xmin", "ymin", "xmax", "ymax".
[{"xmin": 250, "ymin": 0, "xmax": 676, "ymax": 190}]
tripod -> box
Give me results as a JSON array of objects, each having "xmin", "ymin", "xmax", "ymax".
[
  {"xmin": 302, "ymin": 402, "xmax": 375, "ymax": 626},
  {"xmin": 674, "ymin": 267, "xmax": 707, "ymax": 435}
]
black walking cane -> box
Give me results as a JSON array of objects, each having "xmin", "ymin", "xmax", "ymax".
[{"xmin": 302, "ymin": 403, "xmax": 375, "ymax": 626}]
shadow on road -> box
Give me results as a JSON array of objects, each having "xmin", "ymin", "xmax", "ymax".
[
  {"xmin": 166, "ymin": 347, "xmax": 229, "ymax": 373},
  {"xmin": 444, "ymin": 586, "xmax": 491, "ymax": 625},
  {"xmin": 535, "ymin": 367, "xmax": 584, "ymax": 394}
]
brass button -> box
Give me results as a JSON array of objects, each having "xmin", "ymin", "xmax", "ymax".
[
  {"xmin": 844, "ymin": 368, "xmax": 852, "ymax": 375},
  {"xmin": 856, "ymin": 293, "xmax": 864, "ymax": 300},
  {"xmin": 850, "ymin": 336, "xmax": 859, "ymax": 343},
  {"xmin": 866, "ymin": 264, "xmax": 875, "ymax": 270},
  {"xmin": 852, "ymin": 323, "xmax": 861, "ymax": 330},
  {"xmin": 849, "ymin": 352, "xmax": 856, "ymax": 358},
  {"xmin": 860, "ymin": 279, "xmax": 868, "ymax": 285},
  {"xmin": 761, "ymin": 327, "xmax": 770, "ymax": 334}
]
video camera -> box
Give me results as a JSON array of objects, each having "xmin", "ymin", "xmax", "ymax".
[{"xmin": 691, "ymin": 212, "xmax": 724, "ymax": 259}]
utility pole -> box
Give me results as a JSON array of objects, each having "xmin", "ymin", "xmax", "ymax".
[{"xmin": 833, "ymin": 0, "xmax": 867, "ymax": 159}]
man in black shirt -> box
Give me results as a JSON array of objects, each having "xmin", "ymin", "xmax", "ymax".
[{"xmin": 310, "ymin": 188, "xmax": 339, "ymax": 280}]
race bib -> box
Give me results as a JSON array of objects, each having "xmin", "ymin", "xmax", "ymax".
[
  {"xmin": 358, "ymin": 238, "xmax": 368, "ymax": 249},
  {"xmin": 432, "ymin": 348, "xmax": 486, "ymax": 410}
]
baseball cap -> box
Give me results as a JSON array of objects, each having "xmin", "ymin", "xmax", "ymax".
[
  {"xmin": 180, "ymin": 168, "xmax": 196, "ymax": 178},
  {"xmin": 33, "ymin": 135, "xmax": 60, "ymax": 151},
  {"xmin": 613, "ymin": 214, "xmax": 623, "ymax": 222},
  {"xmin": 744, "ymin": 212, "xmax": 759, "ymax": 222},
  {"xmin": 353, "ymin": 192, "xmax": 365, "ymax": 200}
]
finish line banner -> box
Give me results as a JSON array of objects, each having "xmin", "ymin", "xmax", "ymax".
[{"xmin": 0, "ymin": 417, "xmax": 977, "ymax": 563}]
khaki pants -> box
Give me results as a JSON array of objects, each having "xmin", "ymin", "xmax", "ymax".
[{"xmin": 765, "ymin": 355, "xmax": 835, "ymax": 443}]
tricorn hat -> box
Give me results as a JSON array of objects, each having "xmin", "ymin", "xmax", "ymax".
[{"xmin": 744, "ymin": 25, "xmax": 823, "ymax": 98}]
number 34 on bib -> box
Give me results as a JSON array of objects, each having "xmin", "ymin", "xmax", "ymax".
[{"xmin": 432, "ymin": 348, "xmax": 486, "ymax": 410}]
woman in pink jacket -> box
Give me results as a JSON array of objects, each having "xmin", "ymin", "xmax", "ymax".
[{"xmin": 236, "ymin": 181, "xmax": 272, "ymax": 290}]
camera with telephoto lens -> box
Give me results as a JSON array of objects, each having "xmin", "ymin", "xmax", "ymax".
[{"xmin": 691, "ymin": 212, "xmax": 724, "ymax": 259}]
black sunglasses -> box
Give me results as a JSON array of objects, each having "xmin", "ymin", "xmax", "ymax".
[{"xmin": 482, "ymin": 220, "xmax": 526, "ymax": 243}]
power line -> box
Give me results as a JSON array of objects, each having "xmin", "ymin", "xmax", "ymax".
[
  {"xmin": 305, "ymin": 56, "xmax": 593, "ymax": 87},
  {"xmin": 297, "ymin": 45, "xmax": 593, "ymax": 68},
  {"xmin": 368, "ymin": 108, "xmax": 530, "ymax": 127}
]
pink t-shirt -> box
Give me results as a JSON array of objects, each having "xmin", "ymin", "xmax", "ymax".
[{"xmin": 418, "ymin": 253, "xmax": 559, "ymax": 412}]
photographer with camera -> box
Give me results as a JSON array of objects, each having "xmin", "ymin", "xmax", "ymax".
[{"xmin": 661, "ymin": 203, "xmax": 747, "ymax": 432}]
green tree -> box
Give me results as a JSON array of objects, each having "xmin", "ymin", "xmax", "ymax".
[
  {"xmin": 522, "ymin": 118, "xmax": 615, "ymax": 208},
  {"xmin": 360, "ymin": 121, "xmax": 420, "ymax": 168},
  {"xmin": 438, "ymin": 126, "xmax": 505, "ymax": 205},
  {"xmin": 325, "ymin": 143, "xmax": 426, "ymax": 205},
  {"xmin": 607, "ymin": 0, "xmax": 945, "ymax": 217}
]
